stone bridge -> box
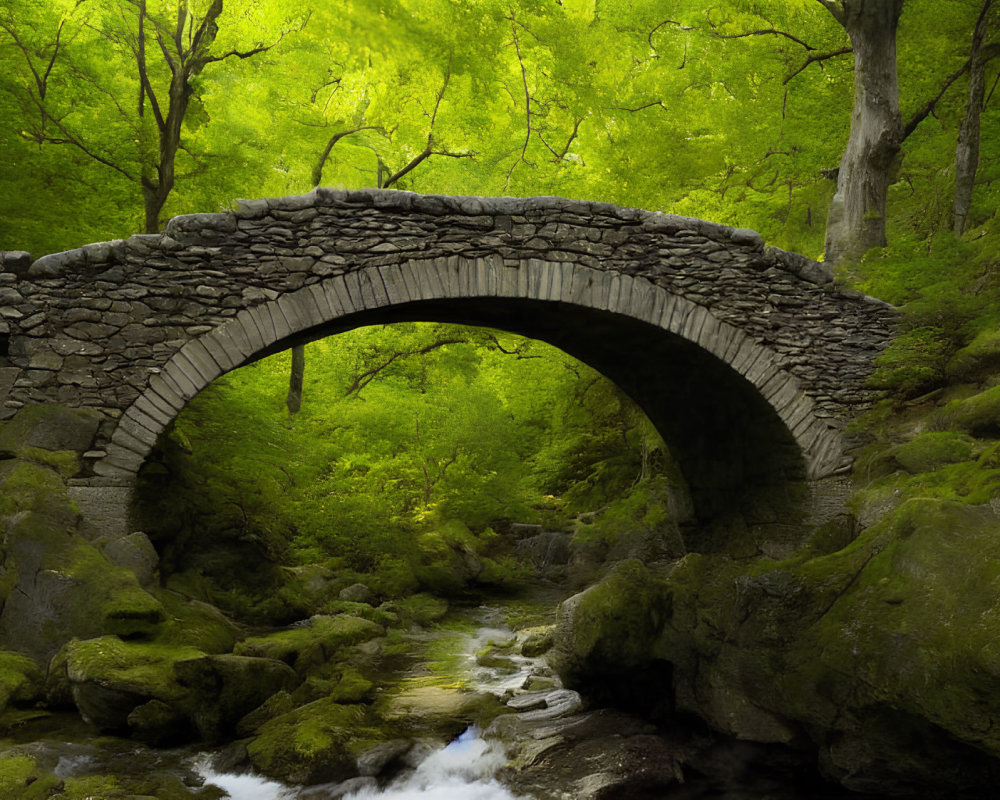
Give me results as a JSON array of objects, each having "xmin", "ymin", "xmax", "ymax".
[{"xmin": 0, "ymin": 189, "xmax": 895, "ymax": 528}]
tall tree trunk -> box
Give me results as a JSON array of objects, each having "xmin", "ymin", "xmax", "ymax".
[
  {"xmin": 822, "ymin": 0, "xmax": 904, "ymax": 264},
  {"xmin": 954, "ymin": 0, "xmax": 995, "ymax": 236},
  {"xmin": 286, "ymin": 344, "xmax": 305, "ymax": 414}
]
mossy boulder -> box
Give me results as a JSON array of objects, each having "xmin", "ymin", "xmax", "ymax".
[
  {"xmin": 0, "ymin": 460, "xmax": 76, "ymax": 525},
  {"xmin": 234, "ymin": 614, "xmax": 384, "ymax": 674},
  {"xmin": 375, "ymin": 683, "xmax": 509, "ymax": 740},
  {"xmin": 654, "ymin": 497, "xmax": 1000, "ymax": 795},
  {"xmin": 153, "ymin": 589, "xmax": 241, "ymax": 654},
  {"xmin": 329, "ymin": 665, "xmax": 375, "ymax": 703},
  {"xmin": 944, "ymin": 384, "xmax": 1000, "ymax": 437},
  {"xmin": 58, "ymin": 636, "xmax": 300, "ymax": 744},
  {"xmin": 550, "ymin": 559, "xmax": 673, "ymax": 714},
  {"xmin": 246, "ymin": 696, "xmax": 391, "ymax": 785},
  {"xmin": 947, "ymin": 326, "xmax": 1000, "ymax": 382},
  {"xmin": 0, "ymin": 404, "xmax": 102, "ymax": 458},
  {"xmin": 0, "ymin": 753, "xmax": 62, "ymax": 800},
  {"xmin": 0, "ymin": 651, "xmax": 43, "ymax": 713},
  {"xmin": 881, "ymin": 431, "xmax": 976, "ymax": 475},
  {"xmin": 0, "ymin": 508, "xmax": 166, "ymax": 663},
  {"xmin": 519, "ymin": 626, "xmax": 555, "ymax": 657},
  {"xmin": 60, "ymin": 637, "xmax": 204, "ymax": 731},
  {"xmin": 172, "ymin": 653, "xmax": 300, "ymax": 741}
]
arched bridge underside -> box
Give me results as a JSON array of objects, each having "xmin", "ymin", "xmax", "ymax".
[{"xmin": 0, "ymin": 190, "xmax": 895, "ymax": 522}]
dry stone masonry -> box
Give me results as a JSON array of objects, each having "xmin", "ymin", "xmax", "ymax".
[{"xmin": 0, "ymin": 189, "xmax": 895, "ymax": 525}]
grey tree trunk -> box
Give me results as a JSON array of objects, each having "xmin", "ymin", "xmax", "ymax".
[
  {"xmin": 286, "ymin": 344, "xmax": 305, "ymax": 414},
  {"xmin": 822, "ymin": 0, "xmax": 905, "ymax": 264},
  {"xmin": 954, "ymin": 0, "xmax": 995, "ymax": 236}
]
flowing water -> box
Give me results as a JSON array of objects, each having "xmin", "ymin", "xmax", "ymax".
[{"xmin": 39, "ymin": 609, "xmax": 542, "ymax": 800}]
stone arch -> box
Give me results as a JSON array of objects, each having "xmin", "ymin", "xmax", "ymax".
[{"xmin": 98, "ymin": 255, "xmax": 837, "ymax": 521}]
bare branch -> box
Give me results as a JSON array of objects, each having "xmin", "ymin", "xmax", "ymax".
[
  {"xmin": 647, "ymin": 18, "xmax": 681, "ymax": 52},
  {"xmin": 504, "ymin": 17, "xmax": 535, "ymax": 188},
  {"xmin": 345, "ymin": 338, "xmax": 465, "ymax": 397},
  {"xmin": 815, "ymin": 0, "xmax": 847, "ymax": 26},
  {"xmin": 784, "ymin": 46, "xmax": 852, "ymax": 84},
  {"xmin": 902, "ymin": 59, "xmax": 973, "ymax": 141},
  {"xmin": 615, "ymin": 101, "xmax": 668, "ymax": 113},
  {"xmin": 540, "ymin": 117, "xmax": 583, "ymax": 161},
  {"xmin": 202, "ymin": 42, "xmax": 277, "ymax": 64},
  {"xmin": 382, "ymin": 69, "xmax": 471, "ymax": 189},
  {"xmin": 312, "ymin": 125, "xmax": 386, "ymax": 187},
  {"xmin": 714, "ymin": 28, "xmax": 817, "ymax": 50}
]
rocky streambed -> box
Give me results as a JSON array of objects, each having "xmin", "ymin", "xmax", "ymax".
[{"xmin": 0, "ymin": 602, "xmax": 870, "ymax": 799}]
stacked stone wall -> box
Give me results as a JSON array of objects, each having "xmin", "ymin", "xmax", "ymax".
[{"xmin": 0, "ymin": 189, "xmax": 896, "ymax": 490}]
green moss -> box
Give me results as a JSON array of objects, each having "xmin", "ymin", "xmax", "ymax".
[
  {"xmin": 0, "ymin": 754, "xmax": 60, "ymax": 799},
  {"xmin": 234, "ymin": 614, "xmax": 384, "ymax": 673},
  {"xmin": 947, "ymin": 326, "xmax": 1000, "ymax": 382},
  {"xmin": 0, "ymin": 652, "xmax": 42, "ymax": 711},
  {"xmin": 866, "ymin": 460, "xmax": 1000, "ymax": 507},
  {"xmin": 869, "ymin": 326, "xmax": 953, "ymax": 399},
  {"xmin": 17, "ymin": 447, "xmax": 79, "ymax": 479},
  {"xmin": 61, "ymin": 543, "xmax": 165, "ymax": 638},
  {"xmin": 321, "ymin": 600, "xmax": 399, "ymax": 627},
  {"xmin": 247, "ymin": 697, "xmax": 389, "ymax": 784},
  {"xmin": 330, "ymin": 666, "xmax": 374, "ymax": 703},
  {"xmin": 0, "ymin": 461, "xmax": 72, "ymax": 517},
  {"xmin": 942, "ymin": 384, "xmax": 1000, "ymax": 437},
  {"xmin": 551, "ymin": 559, "xmax": 672, "ymax": 693},
  {"xmin": 152, "ymin": 589, "xmax": 241, "ymax": 654},
  {"xmin": 64, "ymin": 636, "xmax": 206, "ymax": 702},
  {"xmin": 60, "ymin": 774, "xmax": 121, "ymax": 799},
  {"xmin": 383, "ymin": 593, "xmax": 448, "ymax": 627},
  {"xmin": 885, "ymin": 431, "xmax": 976, "ymax": 474},
  {"xmin": 792, "ymin": 499, "xmax": 1000, "ymax": 754}
]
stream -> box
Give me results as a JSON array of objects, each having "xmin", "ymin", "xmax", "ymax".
[
  {"xmin": 5, "ymin": 605, "xmax": 873, "ymax": 799},
  {"xmin": 33, "ymin": 609, "xmax": 546, "ymax": 800}
]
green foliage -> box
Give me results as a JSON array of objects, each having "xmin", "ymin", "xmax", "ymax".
[
  {"xmin": 3, "ymin": 0, "xmax": 995, "ymax": 261},
  {"xmin": 139, "ymin": 322, "xmax": 667, "ymax": 605}
]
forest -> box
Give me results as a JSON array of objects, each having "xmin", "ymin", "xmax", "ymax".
[{"xmin": 2, "ymin": 0, "xmax": 1000, "ymax": 798}]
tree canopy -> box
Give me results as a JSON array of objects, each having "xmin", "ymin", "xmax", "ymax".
[{"xmin": 2, "ymin": 0, "xmax": 996, "ymax": 264}]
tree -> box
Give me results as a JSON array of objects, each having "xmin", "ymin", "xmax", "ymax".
[
  {"xmin": 954, "ymin": 0, "xmax": 999, "ymax": 234},
  {"xmin": 817, "ymin": 0, "xmax": 906, "ymax": 263},
  {"xmin": 0, "ymin": 0, "xmax": 292, "ymax": 235}
]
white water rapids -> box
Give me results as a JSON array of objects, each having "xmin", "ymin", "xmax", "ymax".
[{"xmin": 194, "ymin": 726, "xmax": 526, "ymax": 800}]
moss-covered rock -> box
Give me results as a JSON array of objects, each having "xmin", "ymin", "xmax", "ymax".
[
  {"xmin": 0, "ymin": 753, "xmax": 62, "ymax": 800},
  {"xmin": 153, "ymin": 589, "xmax": 241, "ymax": 654},
  {"xmin": 883, "ymin": 431, "xmax": 976, "ymax": 474},
  {"xmin": 550, "ymin": 559, "xmax": 673, "ymax": 715},
  {"xmin": 173, "ymin": 653, "xmax": 300, "ymax": 740},
  {"xmin": 329, "ymin": 665, "xmax": 375, "ymax": 703},
  {"xmin": 650, "ymin": 495, "xmax": 1000, "ymax": 795},
  {"xmin": 60, "ymin": 637, "xmax": 203, "ymax": 731},
  {"xmin": 58, "ymin": 635, "xmax": 300, "ymax": 744},
  {"xmin": 0, "ymin": 460, "xmax": 75, "ymax": 522},
  {"xmin": 234, "ymin": 614, "xmax": 384, "ymax": 674},
  {"xmin": 943, "ymin": 384, "xmax": 1000, "ymax": 437},
  {"xmin": 0, "ymin": 651, "xmax": 43, "ymax": 713},
  {"xmin": 0, "ymin": 405, "xmax": 102, "ymax": 458},
  {"xmin": 246, "ymin": 697, "xmax": 389, "ymax": 785},
  {"xmin": 519, "ymin": 626, "xmax": 554, "ymax": 657},
  {"xmin": 375, "ymin": 682, "xmax": 509, "ymax": 740},
  {"xmin": 0, "ymin": 507, "xmax": 166, "ymax": 663},
  {"xmin": 947, "ymin": 326, "xmax": 1000, "ymax": 382}
]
